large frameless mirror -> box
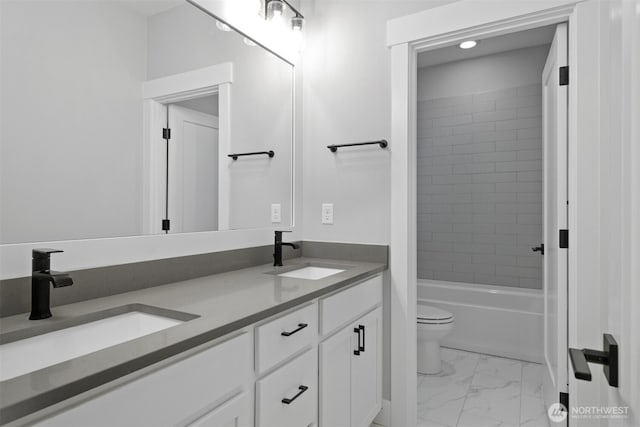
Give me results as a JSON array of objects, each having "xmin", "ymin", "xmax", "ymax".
[{"xmin": 0, "ymin": 0, "xmax": 294, "ymax": 243}]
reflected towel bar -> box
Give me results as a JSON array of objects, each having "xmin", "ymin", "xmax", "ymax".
[
  {"xmin": 327, "ymin": 140, "xmax": 388, "ymax": 152},
  {"xmin": 228, "ymin": 151, "xmax": 275, "ymax": 160}
]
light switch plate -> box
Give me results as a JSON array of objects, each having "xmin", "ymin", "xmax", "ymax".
[
  {"xmin": 322, "ymin": 203, "xmax": 334, "ymax": 225},
  {"xmin": 271, "ymin": 204, "xmax": 281, "ymax": 223}
]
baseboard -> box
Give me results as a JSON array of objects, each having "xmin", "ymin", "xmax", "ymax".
[
  {"xmin": 442, "ymin": 341, "xmax": 544, "ymax": 364},
  {"xmin": 373, "ymin": 399, "xmax": 391, "ymax": 426}
]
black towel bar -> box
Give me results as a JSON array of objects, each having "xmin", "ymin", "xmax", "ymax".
[
  {"xmin": 327, "ymin": 140, "xmax": 388, "ymax": 152},
  {"xmin": 228, "ymin": 151, "xmax": 275, "ymax": 160}
]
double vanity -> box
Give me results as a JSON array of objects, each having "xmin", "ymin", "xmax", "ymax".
[{"xmin": 0, "ymin": 253, "xmax": 385, "ymax": 427}]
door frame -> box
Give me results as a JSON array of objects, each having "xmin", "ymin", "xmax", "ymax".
[
  {"xmin": 388, "ymin": 1, "xmax": 603, "ymax": 425},
  {"xmin": 142, "ymin": 63, "xmax": 233, "ymax": 234}
]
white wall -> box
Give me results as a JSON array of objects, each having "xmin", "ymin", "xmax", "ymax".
[
  {"xmin": 417, "ymin": 45, "xmax": 550, "ymax": 100},
  {"xmin": 0, "ymin": 1, "xmax": 147, "ymax": 243},
  {"xmin": 300, "ymin": 0, "xmax": 458, "ymax": 402},
  {"xmin": 300, "ymin": 0, "xmax": 456, "ymax": 244},
  {"xmin": 147, "ymin": 4, "xmax": 294, "ymax": 230}
]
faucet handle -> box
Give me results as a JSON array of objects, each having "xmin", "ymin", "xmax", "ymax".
[{"xmin": 33, "ymin": 248, "xmax": 64, "ymax": 259}]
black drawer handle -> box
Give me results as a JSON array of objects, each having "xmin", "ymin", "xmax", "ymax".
[
  {"xmin": 282, "ymin": 385, "xmax": 308, "ymax": 404},
  {"xmin": 281, "ymin": 323, "xmax": 308, "ymax": 337},
  {"xmin": 359, "ymin": 324, "xmax": 365, "ymax": 352},
  {"xmin": 353, "ymin": 327, "xmax": 361, "ymax": 355}
]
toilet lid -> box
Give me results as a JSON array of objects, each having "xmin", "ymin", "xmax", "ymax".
[{"xmin": 417, "ymin": 305, "xmax": 454, "ymax": 321}]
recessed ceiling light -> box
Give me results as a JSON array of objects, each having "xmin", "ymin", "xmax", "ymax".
[{"xmin": 459, "ymin": 40, "xmax": 477, "ymax": 49}]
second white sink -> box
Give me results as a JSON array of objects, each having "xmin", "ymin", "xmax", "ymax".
[
  {"xmin": 277, "ymin": 266, "xmax": 345, "ymax": 280},
  {"xmin": 0, "ymin": 308, "xmax": 193, "ymax": 382}
]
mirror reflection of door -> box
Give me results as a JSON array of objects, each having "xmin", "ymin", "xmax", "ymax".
[{"xmin": 166, "ymin": 95, "xmax": 220, "ymax": 233}]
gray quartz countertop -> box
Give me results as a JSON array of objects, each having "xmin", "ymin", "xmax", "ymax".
[{"xmin": 0, "ymin": 257, "xmax": 385, "ymax": 425}]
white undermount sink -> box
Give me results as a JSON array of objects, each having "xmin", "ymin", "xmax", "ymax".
[
  {"xmin": 277, "ymin": 266, "xmax": 345, "ymax": 280},
  {"xmin": 0, "ymin": 308, "xmax": 193, "ymax": 382}
]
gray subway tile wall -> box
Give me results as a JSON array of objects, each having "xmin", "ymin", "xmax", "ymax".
[{"xmin": 417, "ymin": 84, "xmax": 543, "ymax": 289}]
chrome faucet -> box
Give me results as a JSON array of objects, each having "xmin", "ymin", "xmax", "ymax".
[
  {"xmin": 273, "ymin": 231, "xmax": 299, "ymax": 267},
  {"xmin": 30, "ymin": 249, "xmax": 73, "ymax": 320}
]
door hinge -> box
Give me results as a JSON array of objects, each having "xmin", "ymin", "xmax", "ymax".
[
  {"xmin": 162, "ymin": 219, "xmax": 170, "ymax": 231},
  {"xmin": 559, "ymin": 229, "xmax": 569, "ymax": 248},
  {"xmin": 163, "ymin": 128, "xmax": 171, "ymax": 140},
  {"xmin": 559, "ymin": 66, "xmax": 569, "ymax": 86},
  {"xmin": 560, "ymin": 391, "xmax": 569, "ymax": 409}
]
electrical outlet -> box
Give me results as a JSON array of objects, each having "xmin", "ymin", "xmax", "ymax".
[
  {"xmin": 321, "ymin": 203, "xmax": 334, "ymax": 225},
  {"xmin": 271, "ymin": 203, "xmax": 281, "ymax": 223}
]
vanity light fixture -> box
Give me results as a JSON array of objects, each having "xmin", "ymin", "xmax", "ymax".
[
  {"xmin": 265, "ymin": 0, "xmax": 304, "ymax": 32},
  {"xmin": 266, "ymin": 0, "xmax": 284, "ymax": 19},
  {"xmin": 459, "ymin": 40, "xmax": 477, "ymax": 49},
  {"xmin": 291, "ymin": 15, "xmax": 303, "ymax": 31}
]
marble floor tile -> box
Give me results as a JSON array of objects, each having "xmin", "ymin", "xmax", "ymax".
[
  {"xmin": 474, "ymin": 355, "xmax": 523, "ymax": 381},
  {"xmin": 521, "ymin": 363, "xmax": 544, "ymax": 398},
  {"xmin": 462, "ymin": 373, "xmax": 522, "ymax": 426},
  {"xmin": 417, "ymin": 349, "xmax": 550, "ymax": 427},
  {"xmin": 520, "ymin": 394, "xmax": 549, "ymax": 427},
  {"xmin": 417, "ymin": 348, "xmax": 480, "ymax": 427}
]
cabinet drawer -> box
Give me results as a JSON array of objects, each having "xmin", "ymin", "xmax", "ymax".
[
  {"xmin": 255, "ymin": 303, "xmax": 317, "ymax": 374},
  {"xmin": 36, "ymin": 332, "xmax": 251, "ymax": 427},
  {"xmin": 320, "ymin": 274, "xmax": 382, "ymax": 336},
  {"xmin": 256, "ymin": 349, "xmax": 317, "ymax": 427},
  {"xmin": 188, "ymin": 392, "xmax": 251, "ymax": 427}
]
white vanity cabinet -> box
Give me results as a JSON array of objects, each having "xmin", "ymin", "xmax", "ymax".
[
  {"xmin": 35, "ymin": 332, "xmax": 252, "ymax": 427},
  {"xmin": 28, "ymin": 273, "xmax": 383, "ymax": 427},
  {"xmin": 319, "ymin": 275, "xmax": 383, "ymax": 427},
  {"xmin": 188, "ymin": 392, "xmax": 252, "ymax": 427}
]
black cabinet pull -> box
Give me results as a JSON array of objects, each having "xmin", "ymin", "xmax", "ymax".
[
  {"xmin": 353, "ymin": 327, "xmax": 361, "ymax": 355},
  {"xmin": 282, "ymin": 385, "xmax": 308, "ymax": 404},
  {"xmin": 281, "ymin": 323, "xmax": 308, "ymax": 337},
  {"xmin": 359, "ymin": 325, "xmax": 365, "ymax": 352}
]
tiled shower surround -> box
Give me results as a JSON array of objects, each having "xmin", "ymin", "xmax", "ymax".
[{"xmin": 417, "ymin": 84, "xmax": 543, "ymax": 289}]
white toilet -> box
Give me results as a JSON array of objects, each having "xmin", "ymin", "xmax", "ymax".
[{"xmin": 417, "ymin": 304, "xmax": 455, "ymax": 375}]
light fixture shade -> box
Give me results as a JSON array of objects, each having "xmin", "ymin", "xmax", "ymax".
[
  {"xmin": 291, "ymin": 16, "xmax": 303, "ymax": 31},
  {"xmin": 266, "ymin": 0, "xmax": 284, "ymax": 20}
]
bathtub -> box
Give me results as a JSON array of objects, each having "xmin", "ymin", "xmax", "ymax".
[{"xmin": 418, "ymin": 279, "xmax": 544, "ymax": 363}]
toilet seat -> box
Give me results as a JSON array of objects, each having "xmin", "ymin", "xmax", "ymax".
[{"xmin": 417, "ymin": 305, "xmax": 454, "ymax": 324}]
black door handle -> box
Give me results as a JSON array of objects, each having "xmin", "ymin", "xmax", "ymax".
[
  {"xmin": 569, "ymin": 333, "xmax": 618, "ymax": 387},
  {"xmin": 281, "ymin": 323, "xmax": 308, "ymax": 337},
  {"xmin": 282, "ymin": 385, "xmax": 308, "ymax": 404},
  {"xmin": 532, "ymin": 244, "xmax": 544, "ymax": 255},
  {"xmin": 353, "ymin": 327, "xmax": 361, "ymax": 355},
  {"xmin": 359, "ymin": 325, "xmax": 365, "ymax": 352}
]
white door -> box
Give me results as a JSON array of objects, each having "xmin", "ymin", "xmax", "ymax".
[
  {"xmin": 568, "ymin": 1, "xmax": 640, "ymax": 425},
  {"xmin": 350, "ymin": 307, "xmax": 382, "ymax": 427},
  {"xmin": 167, "ymin": 104, "xmax": 219, "ymax": 233},
  {"xmin": 542, "ymin": 22, "xmax": 569, "ymax": 410},
  {"xmin": 319, "ymin": 326, "xmax": 353, "ymax": 427}
]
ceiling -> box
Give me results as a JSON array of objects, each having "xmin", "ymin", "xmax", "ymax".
[
  {"xmin": 417, "ymin": 25, "xmax": 556, "ymax": 69},
  {"xmin": 119, "ymin": 0, "xmax": 183, "ymax": 17}
]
